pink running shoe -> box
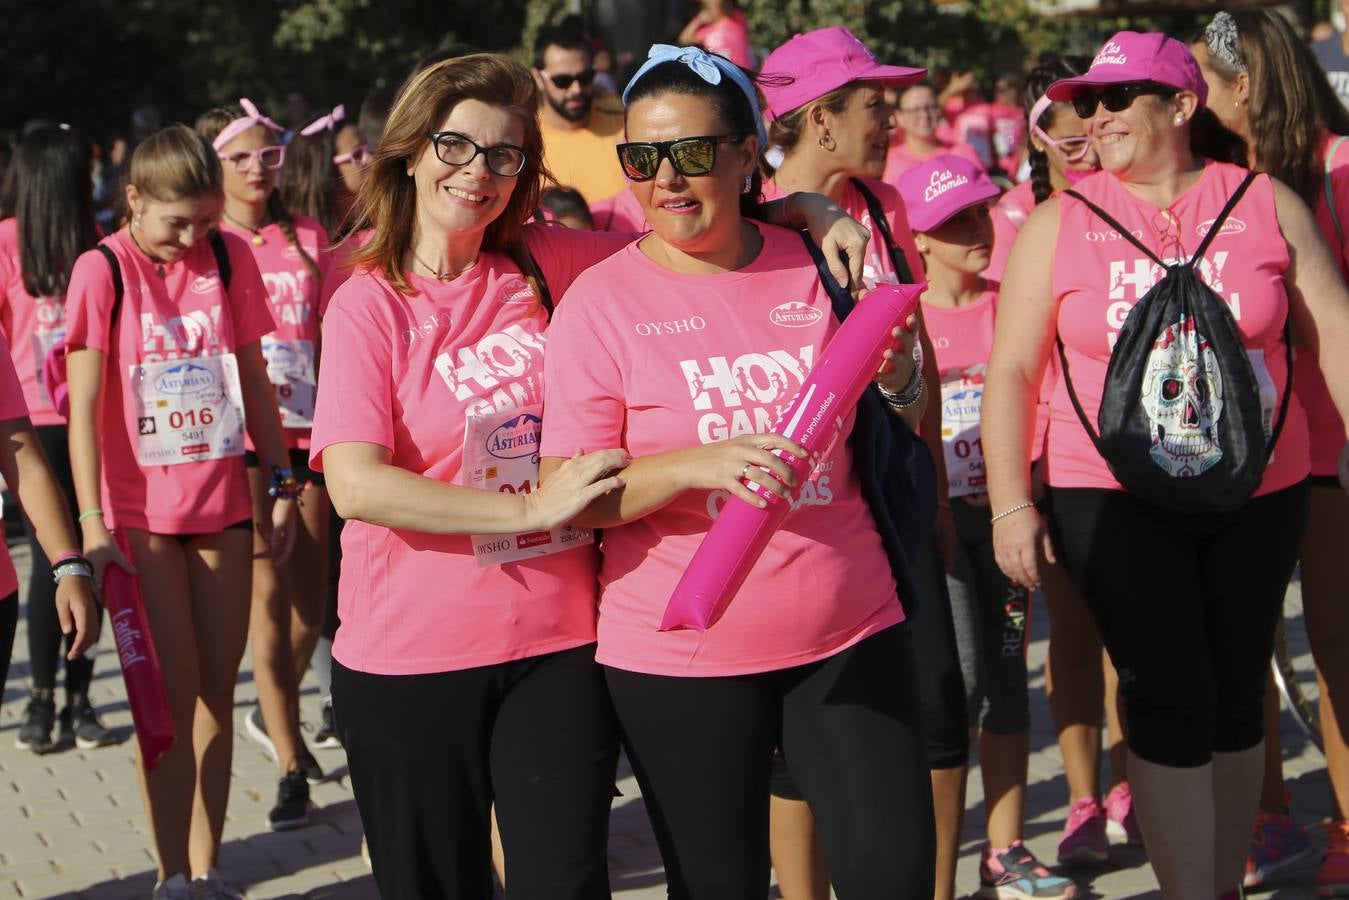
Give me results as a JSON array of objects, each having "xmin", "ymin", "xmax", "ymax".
[
  {"xmin": 1057, "ymin": 796, "xmax": 1108, "ymax": 866},
  {"xmin": 1245, "ymin": 808, "xmax": 1315, "ymax": 888},
  {"xmin": 1318, "ymin": 820, "xmax": 1349, "ymax": 897},
  {"xmin": 1104, "ymin": 782, "xmax": 1143, "ymax": 846}
]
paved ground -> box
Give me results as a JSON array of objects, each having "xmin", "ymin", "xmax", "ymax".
[{"xmin": 0, "ymin": 534, "xmax": 1330, "ymax": 899}]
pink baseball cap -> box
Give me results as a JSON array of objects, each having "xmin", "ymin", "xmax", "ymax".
[
  {"xmin": 897, "ymin": 154, "xmax": 1001, "ymax": 232},
  {"xmin": 759, "ymin": 27, "xmax": 926, "ymax": 121},
  {"xmin": 1045, "ymin": 31, "xmax": 1208, "ymax": 106}
]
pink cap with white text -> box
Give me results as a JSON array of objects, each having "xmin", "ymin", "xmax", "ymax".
[
  {"xmin": 897, "ymin": 154, "xmax": 1001, "ymax": 232},
  {"xmin": 1045, "ymin": 31, "xmax": 1208, "ymax": 106}
]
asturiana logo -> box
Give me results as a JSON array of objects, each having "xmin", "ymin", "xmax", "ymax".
[
  {"xmin": 486, "ymin": 412, "xmax": 543, "ymax": 460},
  {"xmin": 770, "ymin": 301, "xmax": 824, "ymax": 328},
  {"xmin": 1093, "ymin": 41, "xmax": 1128, "ymax": 66},
  {"xmin": 191, "ymin": 272, "xmax": 221, "ymax": 295},
  {"xmin": 153, "ymin": 362, "xmax": 216, "ymax": 395},
  {"xmin": 1195, "ymin": 217, "xmax": 1246, "ymax": 237},
  {"xmin": 925, "ymin": 169, "xmax": 969, "ymax": 203}
]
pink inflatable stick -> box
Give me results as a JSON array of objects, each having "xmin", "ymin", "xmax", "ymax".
[
  {"xmin": 103, "ymin": 537, "xmax": 175, "ymax": 770},
  {"xmin": 661, "ymin": 282, "xmax": 925, "ymax": 632}
]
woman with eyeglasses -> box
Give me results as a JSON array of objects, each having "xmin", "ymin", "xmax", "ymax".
[
  {"xmin": 884, "ymin": 82, "xmax": 985, "ymax": 183},
  {"xmin": 984, "ymin": 31, "xmax": 1349, "ymax": 899},
  {"xmin": 282, "ymin": 103, "xmax": 371, "ymax": 240},
  {"xmin": 195, "ymin": 101, "xmax": 336, "ymax": 832},
  {"xmin": 1193, "ymin": 10, "xmax": 1349, "ymax": 892},
  {"xmin": 64, "ymin": 124, "xmax": 296, "ymax": 900},
  {"xmin": 540, "ymin": 45, "xmax": 935, "ymax": 898},
  {"xmin": 309, "ymin": 51, "xmax": 871, "ymax": 898}
]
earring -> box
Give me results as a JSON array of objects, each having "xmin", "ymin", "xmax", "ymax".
[
  {"xmin": 133, "ymin": 212, "xmax": 142, "ymax": 228},
  {"xmin": 818, "ymin": 132, "xmax": 836, "ymax": 151},
  {"xmin": 742, "ymin": 174, "xmax": 753, "ymax": 194},
  {"xmin": 1174, "ymin": 114, "xmax": 1185, "ymax": 125}
]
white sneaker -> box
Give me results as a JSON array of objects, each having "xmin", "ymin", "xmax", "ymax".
[
  {"xmin": 191, "ymin": 869, "xmax": 244, "ymax": 899},
  {"xmin": 243, "ymin": 706, "xmax": 278, "ymax": 765},
  {"xmin": 151, "ymin": 874, "xmax": 193, "ymax": 900}
]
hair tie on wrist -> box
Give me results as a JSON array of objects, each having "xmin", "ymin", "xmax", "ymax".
[{"xmin": 78, "ymin": 509, "xmax": 104, "ymax": 524}]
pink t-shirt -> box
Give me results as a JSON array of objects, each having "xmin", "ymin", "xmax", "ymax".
[
  {"xmin": 64, "ymin": 229, "xmax": 275, "ymax": 533},
  {"xmin": 0, "ymin": 218, "xmax": 68, "ymax": 426},
  {"xmin": 319, "ymin": 228, "xmax": 375, "ymax": 316},
  {"xmin": 590, "ymin": 189, "xmax": 648, "ymax": 233},
  {"xmin": 540, "ymin": 223, "xmax": 903, "ymax": 678},
  {"xmin": 308, "ymin": 225, "xmax": 634, "ymax": 675},
  {"xmin": 1300, "ymin": 132, "xmax": 1349, "ymax": 476},
  {"xmin": 988, "ymin": 180, "xmax": 1036, "ymax": 283},
  {"xmin": 1048, "ymin": 164, "xmax": 1308, "ymax": 495},
  {"xmin": 695, "ymin": 11, "xmax": 753, "ymax": 69},
  {"xmin": 884, "ymin": 137, "xmax": 985, "ymax": 185},
  {"xmin": 0, "ymin": 332, "xmax": 30, "ymax": 597},
  {"xmin": 221, "ymin": 216, "xmax": 331, "ymax": 451}
]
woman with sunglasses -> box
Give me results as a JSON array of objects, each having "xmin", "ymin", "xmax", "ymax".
[
  {"xmin": 541, "ymin": 44, "xmax": 934, "ymax": 898},
  {"xmin": 884, "ymin": 82, "xmax": 985, "ymax": 183},
  {"xmin": 987, "ymin": 57, "xmax": 1143, "ymax": 869},
  {"xmin": 310, "ymin": 51, "xmax": 871, "ymax": 898},
  {"xmin": 195, "ymin": 101, "xmax": 335, "ymax": 831},
  {"xmin": 985, "ymin": 30, "xmax": 1349, "ymax": 899},
  {"xmin": 1194, "ymin": 11, "xmax": 1349, "ymax": 892},
  {"xmin": 756, "ymin": 27, "xmax": 968, "ymax": 900}
]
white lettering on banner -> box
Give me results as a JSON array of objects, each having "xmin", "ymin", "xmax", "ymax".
[
  {"xmin": 139, "ymin": 306, "xmax": 225, "ymax": 362},
  {"xmin": 680, "ymin": 346, "xmax": 815, "ymax": 411},
  {"xmin": 634, "ymin": 316, "xmax": 708, "ymax": 337},
  {"xmin": 111, "ymin": 609, "xmax": 149, "ymax": 668},
  {"xmin": 925, "ymin": 168, "xmax": 970, "ymax": 203}
]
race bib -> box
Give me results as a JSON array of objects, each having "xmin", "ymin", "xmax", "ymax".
[
  {"xmin": 31, "ymin": 327, "xmax": 65, "ymax": 405},
  {"xmin": 461, "ymin": 404, "xmax": 594, "ymax": 567},
  {"xmin": 262, "ymin": 337, "xmax": 316, "ymax": 429},
  {"xmin": 940, "ymin": 365, "xmax": 988, "ymax": 498},
  {"xmin": 130, "ymin": 354, "xmax": 246, "ymax": 466}
]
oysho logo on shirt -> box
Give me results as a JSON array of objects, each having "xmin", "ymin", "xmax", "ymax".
[
  {"xmin": 1195, "ymin": 217, "xmax": 1246, "ymax": 237},
  {"xmin": 634, "ymin": 316, "xmax": 707, "ymax": 337},
  {"xmin": 1093, "ymin": 41, "xmax": 1127, "ymax": 66},
  {"xmin": 769, "ymin": 302, "xmax": 823, "ymax": 328},
  {"xmin": 190, "ymin": 271, "xmax": 222, "ymax": 295},
  {"xmin": 1084, "ymin": 228, "xmax": 1145, "ymax": 243},
  {"xmin": 153, "ymin": 361, "xmax": 217, "ymax": 395},
  {"xmin": 925, "ymin": 169, "xmax": 969, "ymax": 203}
]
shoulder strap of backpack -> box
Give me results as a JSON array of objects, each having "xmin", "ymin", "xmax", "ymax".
[
  {"xmin": 849, "ymin": 177, "xmax": 915, "ymax": 285},
  {"xmin": 799, "ymin": 231, "xmax": 855, "ymax": 324},
  {"xmin": 208, "ymin": 230, "xmax": 232, "ymax": 289},
  {"xmin": 1264, "ymin": 319, "xmax": 1295, "ymax": 459},
  {"xmin": 1325, "ymin": 136, "xmax": 1349, "ymax": 246},
  {"xmin": 1055, "ymin": 336, "xmax": 1105, "ymax": 452},
  {"xmin": 1063, "ymin": 189, "xmax": 1165, "ymax": 266},
  {"xmin": 94, "ymin": 245, "xmax": 124, "ymax": 325},
  {"xmin": 1189, "ymin": 171, "xmax": 1258, "ymax": 265}
]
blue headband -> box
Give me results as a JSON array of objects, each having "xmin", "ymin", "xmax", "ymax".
[{"xmin": 622, "ymin": 44, "xmax": 768, "ymax": 148}]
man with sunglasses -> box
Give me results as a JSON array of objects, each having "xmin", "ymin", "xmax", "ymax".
[{"xmin": 532, "ymin": 24, "xmax": 629, "ymax": 204}]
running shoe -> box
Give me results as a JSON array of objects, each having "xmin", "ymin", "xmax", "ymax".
[
  {"xmin": 312, "ymin": 698, "xmax": 341, "ymax": 750},
  {"xmin": 59, "ymin": 694, "xmax": 121, "ymax": 749},
  {"xmin": 243, "ymin": 706, "xmax": 276, "ymax": 761},
  {"xmin": 267, "ymin": 770, "xmax": 311, "ymax": 831},
  {"xmin": 1245, "ymin": 808, "xmax": 1316, "ymax": 888},
  {"xmin": 15, "ymin": 691, "xmax": 56, "ymax": 753},
  {"xmin": 977, "ymin": 841, "xmax": 1080, "ymax": 898},
  {"xmin": 1057, "ymin": 797, "xmax": 1109, "ymax": 866},
  {"xmin": 1318, "ymin": 820, "xmax": 1349, "ymax": 897},
  {"xmin": 1104, "ymin": 782, "xmax": 1143, "ymax": 846},
  {"xmin": 298, "ymin": 746, "xmax": 324, "ymax": 785},
  {"xmin": 360, "ymin": 833, "xmax": 372, "ymax": 869},
  {"xmin": 151, "ymin": 874, "xmax": 193, "ymax": 900},
  {"xmin": 190, "ymin": 868, "xmax": 244, "ymax": 899}
]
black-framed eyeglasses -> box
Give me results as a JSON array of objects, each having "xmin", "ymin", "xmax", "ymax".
[
  {"xmin": 428, "ymin": 131, "xmax": 528, "ymax": 177},
  {"xmin": 616, "ymin": 134, "xmax": 747, "ymax": 182},
  {"xmin": 1072, "ymin": 83, "xmax": 1177, "ymax": 119},
  {"xmin": 545, "ymin": 69, "xmax": 596, "ymax": 90}
]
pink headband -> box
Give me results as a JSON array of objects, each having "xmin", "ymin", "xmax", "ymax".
[
  {"xmin": 212, "ymin": 98, "xmax": 283, "ymax": 151},
  {"xmin": 300, "ymin": 104, "xmax": 346, "ymax": 137}
]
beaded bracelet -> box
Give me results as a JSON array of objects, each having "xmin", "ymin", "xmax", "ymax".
[
  {"xmin": 877, "ymin": 366, "xmax": 924, "ymax": 410},
  {"xmin": 990, "ymin": 501, "xmax": 1036, "ymax": 524},
  {"xmin": 268, "ymin": 466, "xmax": 302, "ymax": 501}
]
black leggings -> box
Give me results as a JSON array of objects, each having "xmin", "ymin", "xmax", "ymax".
[
  {"xmin": 24, "ymin": 424, "xmax": 103, "ymax": 694},
  {"xmin": 606, "ymin": 624, "xmax": 935, "ymax": 900},
  {"xmin": 1049, "ymin": 482, "xmax": 1310, "ymax": 768},
  {"xmin": 908, "ymin": 539, "xmax": 972, "ymax": 767},
  {"xmin": 1, "ymin": 592, "xmax": 19, "ymax": 690},
  {"xmin": 332, "ymin": 643, "xmax": 618, "ymax": 900}
]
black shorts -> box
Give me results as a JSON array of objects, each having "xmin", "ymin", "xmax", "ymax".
[
  {"xmin": 244, "ymin": 447, "xmax": 324, "ymax": 488},
  {"xmin": 168, "ymin": 518, "xmax": 253, "ymax": 545}
]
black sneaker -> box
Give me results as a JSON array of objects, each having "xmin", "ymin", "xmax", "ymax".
[
  {"xmin": 298, "ymin": 745, "xmax": 324, "ymax": 785},
  {"xmin": 267, "ymin": 770, "xmax": 311, "ymax": 831},
  {"xmin": 15, "ymin": 691, "xmax": 56, "ymax": 753},
  {"xmin": 60, "ymin": 694, "xmax": 121, "ymax": 749},
  {"xmin": 312, "ymin": 699, "xmax": 341, "ymax": 750}
]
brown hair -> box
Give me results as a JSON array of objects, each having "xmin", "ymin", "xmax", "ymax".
[
  {"xmin": 128, "ymin": 124, "xmax": 222, "ymax": 203},
  {"xmin": 764, "ymin": 83, "xmax": 858, "ymax": 175},
  {"xmin": 195, "ymin": 105, "xmax": 322, "ymax": 285},
  {"xmin": 348, "ymin": 53, "xmax": 548, "ymax": 295},
  {"xmin": 1202, "ymin": 9, "xmax": 1349, "ymax": 205}
]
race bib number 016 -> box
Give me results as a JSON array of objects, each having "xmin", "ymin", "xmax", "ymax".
[
  {"xmin": 130, "ymin": 354, "xmax": 246, "ymax": 466},
  {"xmin": 462, "ymin": 404, "xmax": 593, "ymax": 567},
  {"xmin": 262, "ymin": 337, "xmax": 316, "ymax": 429}
]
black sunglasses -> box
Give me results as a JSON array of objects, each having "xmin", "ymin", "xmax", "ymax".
[
  {"xmin": 427, "ymin": 131, "xmax": 528, "ymax": 177},
  {"xmin": 1072, "ymin": 83, "xmax": 1177, "ymax": 119},
  {"xmin": 545, "ymin": 69, "xmax": 596, "ymax": 90},
  {"xmin": 616, "ymin": 134, "xmax": 747, "ymax": 182}
]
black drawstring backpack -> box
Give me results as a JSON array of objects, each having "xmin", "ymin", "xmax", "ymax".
[{"xmin": 1058, "ymin": 172, "xmax": 1292, "ymax": 513}]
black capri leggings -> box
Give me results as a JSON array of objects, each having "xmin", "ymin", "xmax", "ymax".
[
  {"xmin": 607, "ymin": 624, "xmax": 935, "ymax": 900},
  {"xmin": 333, "ymin": 643, "xmax": 618, "ymax": 900},
  {"xmin": 1048, "ymin": 481, "xmax": 1310, "ymax": 768}
]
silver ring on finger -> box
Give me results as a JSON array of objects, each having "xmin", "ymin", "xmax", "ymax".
[{"xmin": 739, "ymin": 464, "xmax": 750, "ymax": 481}]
